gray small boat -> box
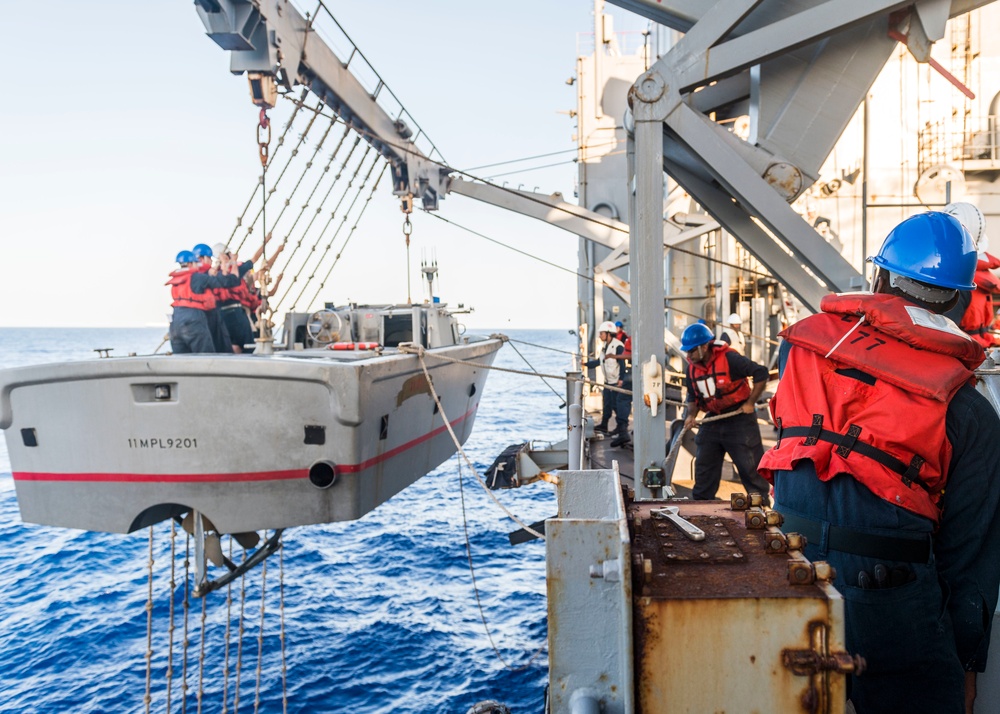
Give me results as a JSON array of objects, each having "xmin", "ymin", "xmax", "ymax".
[{"xmin": 0, "ymin": 302, "xmax": 501, "ymax": 536}]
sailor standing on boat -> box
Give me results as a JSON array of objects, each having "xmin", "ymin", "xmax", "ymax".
[
  {"xmin": 211, "ymin": 243, "xmax": 257, "ymax": 353},
  {"xmin": 758, "ymin": 212, "xmax": 1000, "ymax": 714},
  {"xmin": 166, "ymin": 249, "xmax": 242, "ymax": 354},
  {"xmin": 585, "ymin": 321, "xmax": 625, "ymax": 437},
  {"xmin": 192, "ymin": 243, "xmax": 234, "ymax": 353},
  {"xmin": 681, "ymin": 322, "xmax": 771, "ymax": 504}
]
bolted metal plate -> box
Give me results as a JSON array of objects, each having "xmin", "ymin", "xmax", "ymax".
[
  {"xmin": 647, "ymin": 515, "xmax": 744, "ymax": 563},
  {"xmin": 630, "ymin": 499, "xmax": 826, "ymax": 600}
]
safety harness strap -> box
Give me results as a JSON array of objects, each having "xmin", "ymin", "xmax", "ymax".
[{"xmin": 775, "ymin": 416, "xmax": 933, "ymax": 495}]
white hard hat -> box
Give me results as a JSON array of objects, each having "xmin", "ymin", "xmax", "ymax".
[
  {"xmin": 598, "ymin": 321, "xmax": 617, "ymax": 334},
  {"xmin": 727, "ymin": 313, "xmax": 742, "ymax": 325},
  {"xmin": 212, "ymin": 242, "xmax": 228, "ymax": 257},
  {"xmin": 944, "ymin": 202, "xmax": 988, "ymax": 254}
]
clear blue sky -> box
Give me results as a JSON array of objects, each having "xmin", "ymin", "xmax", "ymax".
[{"xmin": 0, "ymin": 1, "xmax": 649, "ymax": 329}]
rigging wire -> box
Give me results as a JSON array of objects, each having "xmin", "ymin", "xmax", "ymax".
[
  {"xmin": 464, "ymin": 143, "xmax": 614, "ymax": 172},
  {"xmin": 234, "ymin": 101, "xmax": 325, "ymax": 254},
  {"xmin": 456, "ymin": 459, "xmax": 547, "ymax": 672},
  {"xmin": 196, "ymin": 588, "xmax": 209, "ymax": 714},
  {"xmin": 271, "ymin": 136, "xmax": 366, "ymax": 310},
  {"xmin": 251, "ymin": 115, "xmax": 340, "ymax": 251},
  {"xmin": 281, "ymin": 145, "xmax": 376, "ymax": 310},
  {"xmin": 167, "ymin": 520, "xmax": 178, "ymax": 714},
  {"xmin": 226, "ymin": 88, "xmax": 311, "ymax": 248},
  {"xmin": 507, "ymin": 340, "xmax": 567, "ymax": 407},
  {"xmin": 252, "ymin": 536, "xmax": 269, "ymax": 714},
  {"xmin": 320, "ymin": 115, "xmax": 780, "ymax": 282},
  {"xmin": 221, "ymin": 539, "xmax": 234, "ymax": 714},
  {"xmin": 182, "ymin": 535, "xmax": 191, "ymax": 714},
  {"xmin": 273, "ymin": 124, "xmax": 353, "ymax": 259},
  {"xmin": 143, "ymin": 527, "xmax": 155, "ymax": 714},
  {"xmin": 232, "ymin": 553, "xmax": 248, "ymax": 714},
  {"xmin": 302, "ymin": 161, "xmax": 389, "ymax": 310}
]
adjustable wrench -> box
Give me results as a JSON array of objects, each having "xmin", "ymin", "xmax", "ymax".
[{"xmin": 653, "ymin": 506, "xmax": 706, "ymax": 541}]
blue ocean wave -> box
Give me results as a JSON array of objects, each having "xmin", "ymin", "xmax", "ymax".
[{"xmin": 0, "ymin": 327, "xmax": 572, "ymax": 713}]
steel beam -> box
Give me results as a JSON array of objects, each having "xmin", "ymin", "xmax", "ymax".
[{"xmin": 630, "ymin": 72, "xmax": 673, "ymax": 498}]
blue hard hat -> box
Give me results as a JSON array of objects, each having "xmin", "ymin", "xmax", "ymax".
[
  {"xmin": 871, "ymin": 212, "xmax": 977, "ymax": 291},
  {"xmin": 614, "ymin": 321, "xmax": 623, "ymax": 329},
  {"xmin": 680, "ymin": 323, "xmax": 714, "ymax": 352},
  {"xmin": 175, "ymin": 250, "xmax": 196, "ymax": 264},
  {"xmin": 192, "ymin": 243, "xmax": 213, "ymax": 259}
]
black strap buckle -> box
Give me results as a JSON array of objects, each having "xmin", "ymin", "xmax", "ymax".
[
  {"xmin": 804, "ymin": 414, "xmax": 823, "ymax": 446},
  {"xmin": 775, "ymin": 417, "xmax": 784, "ymax": 447},
  {"xmin": 835, "ymin": 424, "xmax": 862, "ymax": 458},
  {"xmin": 901, "ymin": 455, "xmax": 925, "ymax": 488}
]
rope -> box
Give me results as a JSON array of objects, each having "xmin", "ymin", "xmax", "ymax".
[
  {"xmin": 232, "ymin": 552, "xmax": 248, "ymax": 714},
  {"xmin": 411, "ymin": 349, "xmax": 545, "ymax": 539},
  {"xmin": 196, "ymin": 589, "xmax": 208, "ymax": 714},
  {"xmin": 301, "ymin": 160, "xmax": 389, "ymax": 310},
  {"xmin": 182, "ymin": 535, "xmax": 191, "ymax": 714},
  {"xmin": 457, "ymin": 459, "xmax": 546, "ymax": 671},
  {"xmin": 253, "ymin": 535, "xmax": 269, "ymax": 714},
  {"xmin": 167, "ymin": 520, "xmax": 177, "ymax": 714},
  {"xmin": 271, "ymin": 136, "xmax": 366, "ymax": 310},
  {"xmin": 279, "ymin": 536, "xmax": 288, "ymax": 714},
  {"xmin": 222, "ymin": 539, "xmax": 234, "ymax": 714},
  {"xmin": 143, "ymin": 527, "xmax": 155, "ymax": 714}
]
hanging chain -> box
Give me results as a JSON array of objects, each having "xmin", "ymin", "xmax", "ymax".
[
  {"xmin": 402, "ymin": 194, "xmax": 414, "ymax": 304},
  {"xmin": 256, "ymin": 108, "xmax": 275, "ymax": 353},
  {"xmin": 253, "ymin": 533, "xmax": 270, "ymax": 714},
  {"xmin": 167, "ymin": 519, "xmax": 177, "ymax": 714},
  {"xmin": 222, "ymin": 538, "xmax": 234, "ymax": 714},
  {"xmin": 143, "ymin": 526, "xmax": 155, "ymax": 714},
  {"xmin": 279, "ymin": 535, "xmax": 288, "ymax": 714}
]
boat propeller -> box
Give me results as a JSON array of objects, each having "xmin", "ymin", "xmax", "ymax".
[{"xmin": 177, "ymin": 511, "xmax": 279, "ymax": 597}]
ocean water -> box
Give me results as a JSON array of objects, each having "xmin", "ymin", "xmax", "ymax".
[{"xmin": 0, "ymin": 327, "xmax": 575, "ymax": 713}]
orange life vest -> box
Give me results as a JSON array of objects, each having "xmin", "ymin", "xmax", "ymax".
[
  {"xmin": 960, "ymin": 254, "xmax": 1000, "ymax": 347},
  {"xmin": 758, "ymin": 292, "xmax": 984, "ymax": 523},
  {"xmin": 686, "ymin": 342, "xmax": 751, "ymax": 414},
  {"xmin": 167, "ymin": 266, "xmax": 216, "ymax": 311}
]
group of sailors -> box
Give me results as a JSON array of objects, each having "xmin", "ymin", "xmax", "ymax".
[
  {"xmin": 167, "ymin": 239, "xmax": 283, "ymax": 354},
  {"xmin": 639, "ymin": 203, "xmax": 999, "ymax": 714}
]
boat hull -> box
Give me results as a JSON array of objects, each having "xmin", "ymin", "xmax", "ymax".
[{"xmin": 0, "ymin": 338, "xmax": 502, "ymax": 533}]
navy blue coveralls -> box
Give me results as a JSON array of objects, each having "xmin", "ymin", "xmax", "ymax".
[
  {"xmin": 772, "ymin": 342, "xmax": 1000, "ymax": 713},
  {"xmin": 170, "ymin": 270, "xmax": 241, "ymax": 354}
]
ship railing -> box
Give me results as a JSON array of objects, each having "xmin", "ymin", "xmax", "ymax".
[
  {"xmin": 917, "ymin": 115, "xmax": 1000, "ymax": 175},
  {"xmin": 291, "ymin": 0, "xmax": 447, "ymax": 165}
]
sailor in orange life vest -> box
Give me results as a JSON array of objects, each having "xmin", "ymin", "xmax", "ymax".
[
  {"xmin": 166, "ymin": 249, "xmax": 243, "ymax": 354},
  {"xmin": 210, "ymin": 242, "xmax": 257, "ymax": 353},
  {"xmin": 942, "ymin": 202, "xmax": 1000, "ymax": 348},
  {"xmin": 758, "ymin": 212, "xmax": 1000, "ymax": 714},
  {"xmin": 680, "ymin": 322, "xmax": 773, "ymax": 504}
]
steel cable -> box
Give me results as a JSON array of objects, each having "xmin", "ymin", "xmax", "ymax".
[
  {"xmin": 272, "ymin": 136, "xmax": 365, "ymax": 310},
  {"xmin": 234, "ymin": 101, "xmax": 325, "ymax": 254},
  {"xmin": 283, "ymin": 145, "xmax": 376, "ymax": 310},
  {"xmin": 270, "ymin": 124, "xmax": 353, "ymax": 273},
  {"xmin": 302, "ymin": 161, "xmax": 389, "ymax": 310},
  {"xmin": 226, "ymin": 88, "xmax": 311, "ymax": 249}
]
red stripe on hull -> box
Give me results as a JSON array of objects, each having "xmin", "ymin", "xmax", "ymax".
[{"xmin": 13, "ymin": 404, "xmax": 476, "ymax": 484}]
